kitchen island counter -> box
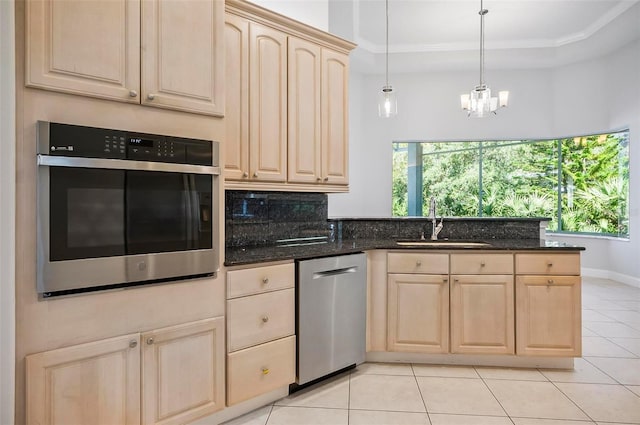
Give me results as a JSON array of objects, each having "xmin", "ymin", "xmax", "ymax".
[{"xmin": 225, "ymin": 238, "xmax": 584, "ymax": 266}]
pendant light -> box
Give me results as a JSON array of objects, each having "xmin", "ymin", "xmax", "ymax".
[
  {"xmin": 460, "ymin": 0, "xmax": 508, "ymax": 117},
  {"xmin": 378, "ymin": 0, "xmax": 397, "ymax": 118}
]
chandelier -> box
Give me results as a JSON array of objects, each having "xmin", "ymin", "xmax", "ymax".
[
  {"xmin": 378, "ymin": 0, "xmax": 397, "ymax": 118},
  {"xmin": 460, "ymin": 0, "xmax": 509, "ymax": 117}
]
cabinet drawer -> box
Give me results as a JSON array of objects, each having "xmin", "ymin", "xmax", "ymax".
[
  {"xmin": 227, "ymin": 263, "xmax": 294, "ymax": 299},
  {"xmin": 451, "ymin": 253, "xmax": 513, "ymax": 274},
  {"xmin": 387, "ymin": 252, "xmax": 448, "ymax": 274},
  {"xmin": 227, "ymin": 288, "xmax": 295, "ymax": 352},
  {"xmin": 515, "ymin": 253, "xmax": 580, "ymax": 275},
  {"xmin": 227, "ymin": 336, "xmax": 296, "ymax": 406}
]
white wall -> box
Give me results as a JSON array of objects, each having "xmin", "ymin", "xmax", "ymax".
[
  {"xmin": 0, "ymin": 0, "xmax": 16, "ymax": 422},
  {"xmin": 329, "ymin": 66, "xmax": 556, "ymax": 217},
  {"xmin": 250, "ymin": 0, "xmax": 329, "ymax": 31},
  {"xmin": 329, "ymin": 39, "xmax": 640, "ymax": 281}
]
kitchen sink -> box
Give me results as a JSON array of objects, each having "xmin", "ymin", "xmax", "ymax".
[{"xmin": 396, "ymin": 240, "xmax": 491, "ymax": 248}]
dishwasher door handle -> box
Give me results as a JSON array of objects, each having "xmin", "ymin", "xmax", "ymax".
[{"xmin": 312, "ymin": 266, "xmax": 358, "ymax": 279}]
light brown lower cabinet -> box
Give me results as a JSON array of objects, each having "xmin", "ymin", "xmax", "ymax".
[
  {"xmin": 387, "ymin": 273, "xmax": 450, "ymax": 353},
  {"xmin": 384, "ymin": 250, "xmax": 582, "ymax": 358},
  {"xmin": 227, "ymin": 335, "xmax": 296, "ymax": 405},
  {"xmin": 26, "ymin": 333, "xmax": 141, "ymax": 425},
  {"xmin": 26, "ymin": 317, "xmax": 225, "ymax": 425},
  {"xmin": 141, "ymin": 317, "xmax": 226, "ymax": 425},
  {"xmin": 516, "ymin": 275, "xmax": 582, "ymax": 356},
  {"xmin": 450, "ymin": 274, "xmax": 515, "ymax": 354}
]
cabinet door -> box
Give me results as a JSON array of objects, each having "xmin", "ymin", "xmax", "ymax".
[
  {"xmin": 142, "ymin": 317, "xmax": 225, "ymax": 425},
  {"xmin": 26, "ymin": 0, "xmax": 140, "ymax": 102},
  {"xmin": 288, "ymin": 37, "xmax": 322, "ymax": 184},
  {"xmin": 224, "ymin": 13, "xmax": 250, "ymax": 181},
  {"xmin": 26, "ymin": 334, "xmax": 141, "ymax": 425},
  {"xmin": 450, "ymin": 275, "xmax": 515, "ymax": 354},
  {"xmin": 516, "ymin": 276, "xmax": 582, "ymax": 356},
  {"xmin": 141, "ymin": 0, "xmax": 224, "ymax": 115},
  {"xmin": 249, "ymin": 23, "xmax": 288, "ymax": 182},
  {"xmin": 387, "ymin": 273, "xmax": 449, "ymax": 353},
  {"xmin": 321, "ymin": 49, "xmax": 350, "ymax": 185}
]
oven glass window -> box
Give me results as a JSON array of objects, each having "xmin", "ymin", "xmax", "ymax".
[
  {"xmin": 126, "ymin": 171, "xmax": 212, "ymax": 254},
  {"xmin": 49, "ymin": 168, "xmax": 212, "ymax": 261},
  {"xmin": 50, "ymin": 167, "xmax": 126, "ymax": 260}
]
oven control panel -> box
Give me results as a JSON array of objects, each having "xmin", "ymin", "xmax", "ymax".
[{"xmin": 40, "ymin": 122, "xmax": 215, "ymax": 166}]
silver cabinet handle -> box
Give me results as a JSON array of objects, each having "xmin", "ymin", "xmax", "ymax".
[
  {"xmin": 146, "ymin": 337, "xmax": 154, "ymax": 345},
  {"xmin": 480, "ymin": 261, "xmax": 486, "ymax": 267},
  {"xmin": 323, "ymin": 177, "xmax": 329, "ymax": 182},
  {"xmin": 243, "ymin": 172, "xmax": 248, "ymax": 178},
  {"xmin": 547, "ymin": 262, "xmax": 553, "ymax": 267},
  {"xmin": 547, "ymin": 279, "xmax": 555, "ymax": 285},
  {"xmin": 262, "ymin": 277, "xmax": 269, "ymax": 284},
  {"xmin": 262, "ymin": 316, "xmax": 269, "ymax": 323},
  {"xmin": 129, "ymin": 90, "xmax": 138, "ymax": 98},
  {"xmin": 442, "ymin": 277, "xmax": 448, "ymax": 282},
  {"xmin": 129, "ymin": 340, "xmax": 138, "ymax": 348},
  {"xmin": 147, "ymin": 93, "xmax": 156, "ymax": 100},
  {"xmin": 317, "ymin": 177, "xmax": 322, "ymax": 182},
  {"xmin": 253, "ymin": 172, "xmax": 258, "ymax": 178},
  {"xmin": 416, "ymin": 261, "xmax": 422, "ymax": 267}
]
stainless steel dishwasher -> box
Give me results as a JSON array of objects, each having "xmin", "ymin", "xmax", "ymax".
[{"xmin": 295, "ymin": 252, "xmax": 367, "ymax": 387}]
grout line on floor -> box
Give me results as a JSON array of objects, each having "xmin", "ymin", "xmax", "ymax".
[
  {"xmin": 263, "ymin": 403, "xmax": 274, "ymax": 425},
  {"xmin": 410, "ymin": 363, "xmax": 433, "ymax": 424},
  {"xmin": 548, "ymin": 379, "xmax": 597, "ymax": 423},
  {"xmin": 472, "ymin": 368, "xmax": 512, "ymax": 421},
  {"xmin": 582, "ymin": 356, "xmax": 629, "ymax": 386}
]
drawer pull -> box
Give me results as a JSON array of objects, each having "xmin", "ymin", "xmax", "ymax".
[
  {"xmin": 129, "ymin": 340, "xmax": 138, "ymax": 349},
  {"xmin": 261, "ymin": 316, "xmax": 269, "ymax": 323},
  {"xmin": 146, "ymin": 337, "xmax": 154, "ymax": 345},
  {"xmin": 262, "ymin": 277, "xmax": 269, "ymax": 284},
  {"xmin": 547, "ymin": 279, "xmax": 554, "ymax": 285},
  {"xmin": 454, "ymin": 278, "xmax": 459, "ymax": 283},
  {"xmin": 547, "ymin": 262, "xmax": 553, "ymax": 267},
  {"xmin": 480, "ymin": 261, "xmax": 486, "ymax": 267},
  {"xmin": 416, "ymin": 260, "xmax": 422, "ymax": 267},
  {"xmin": 261, "ymin": 367, "xmax": 270, "ymax": 375},
  {"xmin": 443, "ymin": 278, "xmax": 448, "ymax": 282}
]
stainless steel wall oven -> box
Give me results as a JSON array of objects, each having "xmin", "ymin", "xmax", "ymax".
[{"xmin": 36, "ymin": 121, "xmax": 219, "ymax": 298}]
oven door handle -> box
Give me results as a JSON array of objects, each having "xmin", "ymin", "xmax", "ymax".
[{"xmin": 37, "ymin": 155, "xmax": 220, "ymax": 175}]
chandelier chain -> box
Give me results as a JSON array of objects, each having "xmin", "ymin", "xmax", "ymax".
[{"xmin": 479, "ymin": 0, "xmax": 487, "ymax": 87}]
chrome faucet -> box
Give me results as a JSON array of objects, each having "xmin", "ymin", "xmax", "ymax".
[{"xmin": 428, "ymin": 196, "xmax": 444, "ymax": 240}]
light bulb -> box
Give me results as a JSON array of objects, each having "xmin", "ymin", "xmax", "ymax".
[{"xmin": 378, "ymin": 85, "xmax": 398, "ymax": 118}]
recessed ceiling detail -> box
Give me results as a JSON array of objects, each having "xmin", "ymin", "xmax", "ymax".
[{"xmin": 353, "ymin": 0, "xmax": 639, "ymax": 54}]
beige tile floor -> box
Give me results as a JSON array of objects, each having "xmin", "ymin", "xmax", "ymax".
[{"xmin": 224, "ymin": 277, "xmax": 640, "ymax": 425}]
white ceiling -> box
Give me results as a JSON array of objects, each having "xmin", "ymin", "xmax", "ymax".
[{"xmin": 336, "ymin": 0, "xmax": 640, "ymax": 72}]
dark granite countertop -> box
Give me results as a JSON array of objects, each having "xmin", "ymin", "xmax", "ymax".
[{"xmin": 224, "ymin": 238, "xmax": 585, "ymax": 267}]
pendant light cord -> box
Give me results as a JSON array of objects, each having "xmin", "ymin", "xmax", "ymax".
[{"xmin": 385, "ymin": 0, "xmax": 389, "ymax": 87}]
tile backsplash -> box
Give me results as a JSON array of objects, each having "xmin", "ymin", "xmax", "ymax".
[{"xmin": 225, "ymin": 190, "xmax": 329, "ymax": 247}]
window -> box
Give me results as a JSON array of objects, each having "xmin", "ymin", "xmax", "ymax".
[{"xmin": 392, "ymin": 130, "xmax": 630, "ymax": 238}]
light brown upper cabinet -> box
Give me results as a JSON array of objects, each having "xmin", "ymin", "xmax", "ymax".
[
  {"xmin": 288, "ymin": 39, "xmax": 350, "ymax": 185},
  {"xmin": 225, "ymin": 15, "xmax": 288, "ymax": 183},
  {"xmin": 224, "ymin": 0, "xmax": 356, "ymax": 191},
  {"xmin": 26, "ymin": 0, "xmax": 224, "ymax": 116}
]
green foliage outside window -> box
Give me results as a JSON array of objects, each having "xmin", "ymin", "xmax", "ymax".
[{"xmin": 392, "ymin": 130, "xmax": 629, "ymax": 238}]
